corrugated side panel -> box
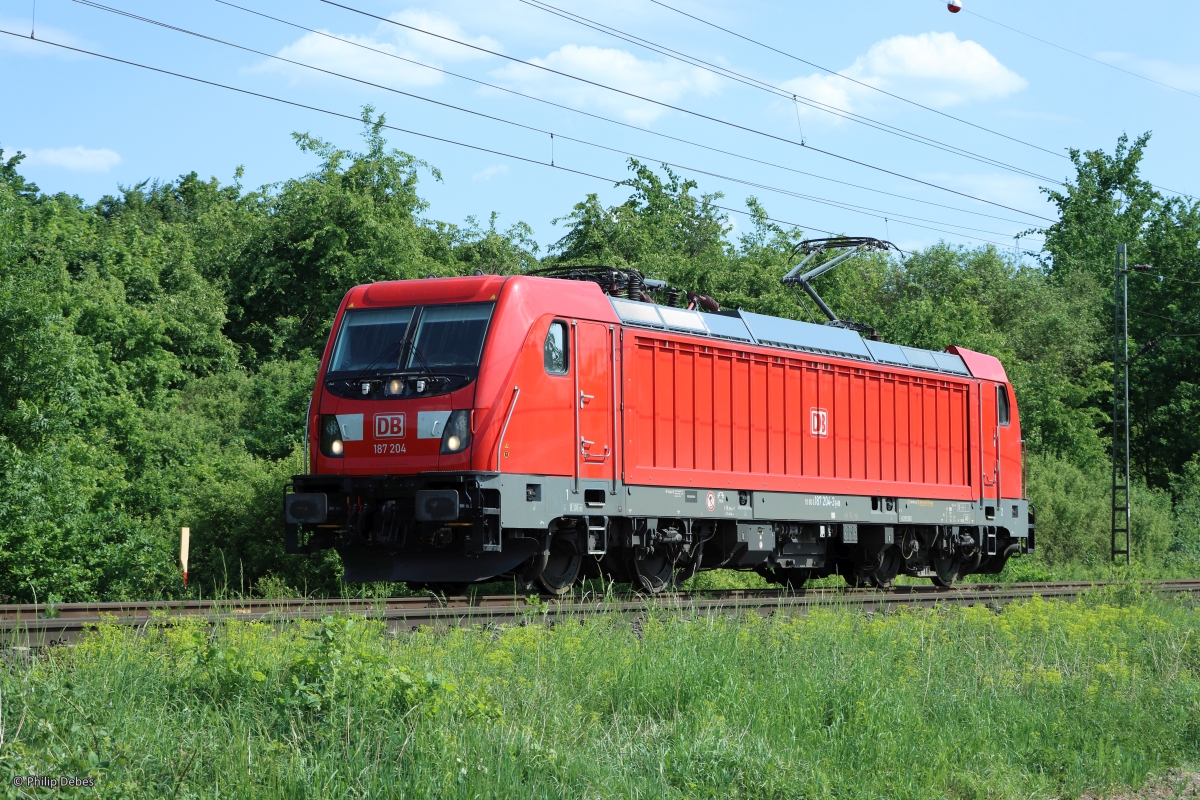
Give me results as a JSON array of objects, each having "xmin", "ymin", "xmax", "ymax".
[{"xmin": 625, "ymin": 332, "xmax": 972, "ymax": 498}]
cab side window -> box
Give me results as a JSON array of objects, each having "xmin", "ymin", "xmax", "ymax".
[
  {"xmin": 997, "ymin": 385, "xmax": 1011, "ymax": 426},
  {"xmin": 544, "ymin": 321, "xmax": 568, "ymax": 375}
]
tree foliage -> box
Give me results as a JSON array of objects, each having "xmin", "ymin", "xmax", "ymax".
[{"xmin": 0, "ymin": 119, "xmax": 1196, "ymax": 601}]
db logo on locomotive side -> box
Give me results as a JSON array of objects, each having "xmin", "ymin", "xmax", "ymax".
[
  {"xmin": 810, "ymin": 408, "xmax": 828, "ymax": 438},
  {"xmin": 374, "ymin": 413, "xmax": 406, "ymax": 438}
]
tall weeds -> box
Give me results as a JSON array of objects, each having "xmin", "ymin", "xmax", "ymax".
[{"xmin": 2, "ymin": 594, "xmax": 1198, "ymax": 798}]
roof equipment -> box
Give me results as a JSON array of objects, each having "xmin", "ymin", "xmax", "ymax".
[
  {"xmin": 531, "ymin": 264, "xmax": 718, "ymax": 311},
  {"xmin": 781, "ymin": 237, "xmax": 898, "ymax": 336}
]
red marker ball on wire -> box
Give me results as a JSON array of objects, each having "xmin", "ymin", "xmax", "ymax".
[{"xmin": 947, "ymin": 0, "xmax": 962, "ymax": 12}]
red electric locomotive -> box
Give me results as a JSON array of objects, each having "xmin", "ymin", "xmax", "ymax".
[{"xmin": 286, "ymin": 241, "xmax": 1032, "ymax": 593}]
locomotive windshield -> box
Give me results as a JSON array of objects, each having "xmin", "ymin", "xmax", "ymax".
[
  {"xmin": 325, "ymin": 302, "xmax": 495, "ymax": 388},
  {"xmin": 328, "ymin": 307, "xmax": 414, "ymax": 374},
  {"xmin": 406, "ymin": 303, "xmax": 493, "ymax": 369}
]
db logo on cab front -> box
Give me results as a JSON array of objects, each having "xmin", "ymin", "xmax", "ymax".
[{"xmin": 375, "ymin": 414, "xmax": 405, "ymax": 438}]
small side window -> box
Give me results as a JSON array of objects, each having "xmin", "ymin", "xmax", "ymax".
[
  {"xmin": 544, "ymin": 321, "xmax": 568, "ymax": 375},
  {"xmin": 997, "ymin": 385, "xmax": 1011, "ymax": 426}
]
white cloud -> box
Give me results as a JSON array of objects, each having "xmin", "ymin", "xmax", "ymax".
[
  {"xmin": 261, "ymin": 30, "xmax": 444, "ymax": 88},
  {"xmin": 1095, "ymin": 51, "xmax": 1200, "ymax": 93},
  {"xmin": 492, "ymin": 45, "xmax": 720, "ymax": 123},
  {"xmin": 21, "ymin": 146, "xmax": 121, "ymax": 172},
  {"xmin": 255, "ymin": 9, "xmax": 501, "ymax": 88},
  {"xmin": 782, "ymin": 32, "xmax": 1026, "ymax": 117},
  {"xmin": 472, "ymin": 164, "xmax": 509, "ymax": 181},
  {"xmin": 387, "ymin": 9, "xmax": 501, "ymax": 62}
]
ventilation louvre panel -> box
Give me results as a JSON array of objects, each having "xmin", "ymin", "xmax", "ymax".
[
  {"xmin": 656, "ymin": 306, "xmax": 706, "ymax": 332},
  {"xmin": 863, "ymin": 340, "xmax": 908, "ymax": 366},
  {"xmin": 931, "ymin": 352, "xmax": 970, "ymax": 375},
  {"xmin": 607, "ymin": 298, "xmax": 972, "ymax": 377},
  {"xmin": 738, "ymin": 311, "xmax": 873, "ymax": 360},
  {"xmin": 698, "ymin": 311, "xmax": 754, "ymax": 342},
  {"xmin": 610, "ymin": 298, "xmax": 665, "ymax": 327}
]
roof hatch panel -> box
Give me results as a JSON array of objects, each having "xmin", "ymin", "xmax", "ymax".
[
  {"xmin": 699, "ymin": 311, "xmax": 754, "ymax": 342},
  {"xmin": 738, "ymin": 311, "xmax": 872, "ymax": 360},
  {"xmin": 610, "ymin": 298, "xmax": 664, "ymax": 327}
]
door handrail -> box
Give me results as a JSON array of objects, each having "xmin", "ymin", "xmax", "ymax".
[
  {"xmin": 495, "ymin": 386, "xmax": 520, "ymax": 472},
  {"xmin": 610, "ymin": 324, "xmax": 619, "ymax": 496},
  {"xmin": 571, "ymin": 320, "xmax": 579, "ymax": 494}
]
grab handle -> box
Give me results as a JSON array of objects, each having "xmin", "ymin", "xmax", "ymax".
[{"xmin": 494, "ymin": 386, "xmax": 520, "ymax": 471}]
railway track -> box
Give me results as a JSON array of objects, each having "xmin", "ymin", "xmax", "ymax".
[{"xmin": 5, "ymin": 579, "xmax": 1197, "ymax": 651}]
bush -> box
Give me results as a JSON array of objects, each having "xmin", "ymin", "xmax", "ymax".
[
  {"xmin": 1026, "ymin": 453, "xmax": 1110, "ymax": 566},
  {"xmin": 1169, "ymin": 457, "xmax": 1200, "ymax": 566}
]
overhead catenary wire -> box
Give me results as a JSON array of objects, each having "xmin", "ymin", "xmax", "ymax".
[
  {"xmin": 1138, "ymin": 311, "xmax": 1200, "ymax": 330},
  {"xmin": 649, "ymin": 0, "xmax": 1196, "ymax": 201},
  {"xmin": 1131, "ymin": 271, "xmax": 1200, "ymax": 288},
  {"xmin": 955, "ymin": 6, "xmax": 1198, "ymax": 201},
  {"xmin": 525, "ymin": 2, "xmax": 1200, "ymax": 250},
  {"xmin": 517, "ymin": 0, "xmax": 1069, "ymax": 187},
  {"xmin": 206, "ymin": 0, "xmax": 1041, "ymax": 230},
  {"xmin": 960, "ymin": 5, "xmax": 1200, "ymax": 104},
  {"xmin": 646, "ymin": 0, "xmax": 1066, "ymax": 159},
  {"xmin": 3, "ymin": 27, "xmax": 1053, "ymax": 256},
  {"xmin": 0, "ymin": 27, "xmax": 846, "ymax": 239},
  {"xmin": 318, "ymin": 0, "xmax": 1058, "ymax": 223},
  {"xmin": 68, "ymin": 0, "xmax": 1040, "ymax": 249}
]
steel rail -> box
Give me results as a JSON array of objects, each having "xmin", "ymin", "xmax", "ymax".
[{"xmin": 4, "ymin": 580, "xmax": 1197, "ymax": 651}]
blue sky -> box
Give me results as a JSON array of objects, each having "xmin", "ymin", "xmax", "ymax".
[{"xmin": 3, "ymin": 0, "xmax": 1198, "ymax": 256}]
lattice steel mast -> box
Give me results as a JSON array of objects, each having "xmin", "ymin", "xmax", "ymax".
[{"xmin": 1112, "ymin": 244, "xmax": 1131, "ymax": 564}]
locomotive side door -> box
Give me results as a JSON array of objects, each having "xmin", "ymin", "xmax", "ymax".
[
  {"xmin": 574, "ymin": 321, "xmax": 614, "ymax": 482},
  {"xmin": 980, "ymin": 381, "xmax": 1001, "ymax": 512}
]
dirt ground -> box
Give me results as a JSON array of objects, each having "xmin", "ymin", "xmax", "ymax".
[{"xmin": 1080, "ymin": 771, "xmax": 1200, "ymax": 800}]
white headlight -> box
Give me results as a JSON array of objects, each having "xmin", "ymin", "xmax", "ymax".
[
  {"xmin": 440, "ymin": 410, "xmax": 472, "ymax": 455},
  {"xmin": 331, "ymin": 440, "xmax": 344, "ymax": 455}
]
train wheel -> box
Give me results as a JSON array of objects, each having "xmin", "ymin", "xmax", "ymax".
[
  {"xmin": 957, "ymin": 548, "xmax": 983, "ymax": 579},
  {"xmin": 836, "ymin": 560, "xmax": 868, "ymax": 588},
  {"xmin": 538, "ymin": 546, "xmax": 582, "ymax": 596},
  {"xmin": 774, "ymin": 568, "xmax": 808, "ymax": 590},
  {"xmin": 869, "ymin": 549, "xmax": 901, "ymax": 589},
  {"xmin": 629, "ymin": 550, "xmax": 675, "ymax": 593},
  {"xmin": 930, "ymin": 554, "xmax": 960, "ymax": 588}
]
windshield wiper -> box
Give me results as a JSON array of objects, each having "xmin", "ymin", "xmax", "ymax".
[
  {"xmin": 404, "ymin": 339, "xmax": 437, "ymax": 377},
  {"xmin": 342, "ymin": 338, "xmax": 405, "ymax": 386},
  {"xmin": 399, "ymin": 341, "xmax": 475, "ymax": 390}
]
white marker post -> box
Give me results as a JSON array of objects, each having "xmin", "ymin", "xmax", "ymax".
[{"xmin": 180, "ymin": 527, "xmax": 190, "ymax": 588}]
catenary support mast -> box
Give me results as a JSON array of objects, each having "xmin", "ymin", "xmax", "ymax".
[{"xmin": 1112, "ymin": 244, "xmax": 1131, "ymax": 564}]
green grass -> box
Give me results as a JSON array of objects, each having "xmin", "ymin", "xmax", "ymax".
[
  {"xmin": 5, "ymin": 590, "xmax": 1200, "ymax": 798},
  {"xmin": 676, "ymin": 555, "xmax": 1200, "ymax": 593}
]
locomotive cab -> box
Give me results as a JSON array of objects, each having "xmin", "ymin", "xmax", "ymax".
[
  {"xmin": 286, "ymin": 272, "xmax": 1032, "ymax": 593},
  {"xmin": 316, "ymin": 299, "xmax": 492, "ymax": 472},
  {"xmin": 285, "ymin": 274, "xmax": 619, "ymax": 588}
]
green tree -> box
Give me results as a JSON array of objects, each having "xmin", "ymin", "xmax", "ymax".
[{"xmin": 1040, "ymin": 133, "xmax": 1200, "ymax": 487}]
